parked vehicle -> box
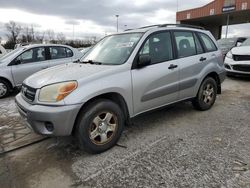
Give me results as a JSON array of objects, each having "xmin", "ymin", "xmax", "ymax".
[
  {"xmin": 0, "ymin": 44, "xmax": 81, "ymax": 98},
  {"xmin": 80, "ymin": 47, "xmax": 91, "ymax": 55},
  {"xmin": 0, "ymin": 45, "xmax": 7, "ymax": 58},
  {"xmin": 217, "ymin": 37, "xmax": 247, "ymax": 57},
  {"xmin": 224, "ymin": 38, "xmax": 250, "ymax": 76},
  {"xmin": 15, "ymin": 24, "xmax": 226, "ymax": 153}
]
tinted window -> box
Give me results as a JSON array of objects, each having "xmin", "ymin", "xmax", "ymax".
[
  {"xmin": 194, "ymin": 34, "xmax": 203, "ymax": 54},
  {"xmin": 199, "ymin": 33, "xmax": 217, "ymax": 52},
  {"xmin": 15, "ymin": 47, "xmax": 45, "ymax": 64},
  {"xmin": 139, "ymin": 32, "xmax": 173, "ymax": 64},
  {"xmin": 174, "ymin": 31, "xmax": 196, "ymax": 58},
  {"xmin": 49, "ymin": 47, "xmax": 69, "ymax": 59}
]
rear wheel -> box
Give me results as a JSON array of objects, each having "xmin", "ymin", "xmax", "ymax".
[
  {"xmin": 0, "ymin": 79, "xmax": 11, "ymax": 99},
  {"xmin": 75, "ymin": 99, "xmax": 124, "ymax": 153},
  {"xmin": 192, "ymin": 77, "xmax": 217, "ymax": 111}
]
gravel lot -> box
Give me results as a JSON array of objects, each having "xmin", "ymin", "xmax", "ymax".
[{"xmin": 0, "ymin": 76, "xmax": 250, "ymax": 188}]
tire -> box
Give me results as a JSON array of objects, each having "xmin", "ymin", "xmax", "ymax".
[
  {"xmin": 192, "ymin": 77, "xmax": 217, "ymax": 111},
  {"xmin": 75, "ymin": 99, "xmax": 124, "ymax": 154},
  {"xmin": 0, "ymin": 79, "xmax": 11, "ymax": 99}
]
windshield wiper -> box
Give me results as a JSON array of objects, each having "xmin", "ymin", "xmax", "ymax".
[{"xmin": 79, "ymin": 60, "xmax": 103, "ymax": 65}]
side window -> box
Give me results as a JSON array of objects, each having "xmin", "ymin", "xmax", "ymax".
[
  {"xmin": 16, "ymin": 47, "xmax": 45, "ymax": 64},
  {"xmin": 174, "ymin": 31, "xmax": 196, "ymax": 58},
  {"xmin": 199, "ymin": 33, "xmax": 217, "ymax": 52},
  {"xmin": 49, "ymin": 47, "xmax": 67, "ymax": 59},
  {"xmin": 194, "ymin": 33, "xmax": 203, "ymax": 54},
  {"xmin": 66, "ymin": 48, "xmax": 73, "ymax": 57},
  {"xmin": 139, "ymin": 32, "xmax": 173, "ymax": 64}
]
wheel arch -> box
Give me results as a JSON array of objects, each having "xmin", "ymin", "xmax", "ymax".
[
  {"xmin": 72, "ymin": 92, "xmax": 130, "ymax": 135},
  {"xmin": 0, "ymin": 76, "xmax": 13, "ymax": 90},
  {"xmin": 200, "ymin": 71, "xmax": 221, "ymax": 95},
  {"xmin": 203, "ymin": 72, "xmax": 221, "ymax": 94}
]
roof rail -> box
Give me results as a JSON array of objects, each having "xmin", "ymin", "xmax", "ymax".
[
  {"xmin": 124, "ymin": 24, "xmax": 160, "ymax": 31},
  {"xmin": 124, "ymin": 23, "xmax": 205, "ymax": 32},
  {"xmin": 159, "ymin": 24, "xmax": 205, "ymax": 30}
]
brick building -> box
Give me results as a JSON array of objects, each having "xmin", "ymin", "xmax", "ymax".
[{"xmin": 176, "ymin": 0, "xmax": 250, "ymax": 39}]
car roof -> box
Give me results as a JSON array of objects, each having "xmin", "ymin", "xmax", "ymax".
[{"xmin": 20, "ymin": 43, "xmax": 74, "ymax": 49}]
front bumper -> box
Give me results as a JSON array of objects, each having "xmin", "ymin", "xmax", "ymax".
[
  {"xmin": 15, "ymin": 93, "xmax": 82, "ymax": 136},
  {"xmin": 224, "ymin": 57, "xmax": 250, "ymax": 76}
]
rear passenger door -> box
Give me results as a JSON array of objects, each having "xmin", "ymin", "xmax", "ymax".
[
  {"xmin": 132, "ymin": 31, "xmax": 179, "ymax": 115},
  {"xmin": 198, "ymin": 32, "xmax": 219, "ymax": 66},
  {"xmin": 48, "ymin": 46, "xmax": 74, "ymax": 67},
  {"xmin": 173, "ymin": 31, "xmax": 207, "ymax": 99}
]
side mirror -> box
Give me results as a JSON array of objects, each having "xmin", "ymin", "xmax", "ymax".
[{"xmin": 138, "ymin": 54, "xmax": 151, "ymax": 68}]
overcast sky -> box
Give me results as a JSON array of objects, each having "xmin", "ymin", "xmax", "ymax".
[{"xmin": 0, "ymin": 0, "xmax": 249, "ymax": 41}]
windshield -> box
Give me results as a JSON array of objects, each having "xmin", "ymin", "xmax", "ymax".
[
  {"xmin": 81, "ymin": 33, "xmax": 143, "ymax": 65},
  {"xmin": 0, "ymin": 48, "xmax": 23, "ymax": 64},
  {"xmin": 241, "ymin": 38, "xmax": 250, "ymax": 46},
  {"xmin": 217, "ymin": 38, "xmax": 237, "ymax": 48}
]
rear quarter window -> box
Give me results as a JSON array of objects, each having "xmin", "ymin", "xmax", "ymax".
[
  {"xmin": 198, "ymin": 33, "xmax": 217, "ymax": 52},
  {"xmin": 66, "ymin": 48, "xmax": 73, "ymax": 57}
]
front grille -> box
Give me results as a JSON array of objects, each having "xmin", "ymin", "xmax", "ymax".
[
  {"xmin": 233, "ymin": 55, "xmax": 250, "ymax": 61},
  {"xmin": 232, "ymin": 65, "xmax": 250, "ymax": 72},
  {"xmin": 21, "ymin": 84, "xmax": 37, "ymax": 101}
]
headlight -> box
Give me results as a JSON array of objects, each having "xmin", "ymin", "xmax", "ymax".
[
  {"xmin": 39, "ymin": 81, "xmax": 77, "ymax": 102},
  {"xmin": 226, "ymin": 50, "xmax": 233, "ymax": 59}
]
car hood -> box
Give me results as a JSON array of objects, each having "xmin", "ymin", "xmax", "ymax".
[
  {"xmin": 24, "ymin": 63, "xmax": 117, "ymax": 88},
  {"xmin": 231, "ymin": 46, "xmax": 250, "ymax": 55}
]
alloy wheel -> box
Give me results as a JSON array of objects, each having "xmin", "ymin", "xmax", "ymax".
[{"xmin": 89, "ymin": 112, "xmax": 118, "ymax": 145}]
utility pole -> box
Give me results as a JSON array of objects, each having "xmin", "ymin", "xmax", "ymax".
[
  {"xmin": 225, "ymin": 14, "xmax": 230, "ymax": 38},
  {"xmin": 72, "ymin": 24, "xmax": 75, "ymax": 41},
  {"xmin": 115, "ymin": 15, "xmax": 119, "ymax": 32}
]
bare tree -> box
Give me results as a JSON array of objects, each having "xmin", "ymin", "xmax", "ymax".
[
  {"xmin": 46, "ymin": 29, "xmax": 55, "ymax": 42},
  {"xmin": 57, "ymin": 32, "xmax": 66, "ymax": 44},
  {"xmin": 20, "ymin": 25, "xmax": 35, "ymax": 43},
  {"xmin": 35, "ymin": 31, "xmax": 45, "ymax": 43},
  {"xmin": 5, "ymin": 21, "xmax": 22, "ymax": 44}
]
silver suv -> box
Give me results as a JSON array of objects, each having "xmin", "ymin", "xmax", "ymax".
[
  {"xmin": 0, "ymin": 44, "xmax": 81, "ymax": 98},
  {"xmin": 15, "ymin": 24, "xmax": 226, "ymax": 153}
]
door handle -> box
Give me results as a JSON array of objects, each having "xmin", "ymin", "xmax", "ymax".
[
  {"xmin": 168, "ymin": 64, "xmax": 178, "ymax": 69},
  {"xmin": 199, "ymin": 57, "xmax": 207, "ymax": 61},
  {"xmin": 41, "ymin": 66, "xmax": 49, "ymax": 69}
]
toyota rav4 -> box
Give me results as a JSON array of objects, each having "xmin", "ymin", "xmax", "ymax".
[{"xmin": 15, "ymin": 24, "xmax": 226, "ymax": 153}]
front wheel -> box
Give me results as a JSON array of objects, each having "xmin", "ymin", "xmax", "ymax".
[
  {"xmin": 75, "ymin": 99, "xmax": 124, "ymax": 154},
  {"xmin": 0, "ymin": 79, "xmax": 11, "ymax": 99},
  {"xmin": 192, "ymin": 77, "xmax": 217, "ymax": 111}
]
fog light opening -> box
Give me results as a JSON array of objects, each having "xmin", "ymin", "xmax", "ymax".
[{"xmin": 45, "ymin": 122, "xmax": 54, "ymax": 132}]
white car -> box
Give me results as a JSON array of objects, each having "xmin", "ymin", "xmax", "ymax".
[
  {"xmin": 224, "ymin": 38, "xmax": 250, "ymax": 76},
  {"xmin": 0, "ymin": 44, "xmax": 82, "ymax": 98}
]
